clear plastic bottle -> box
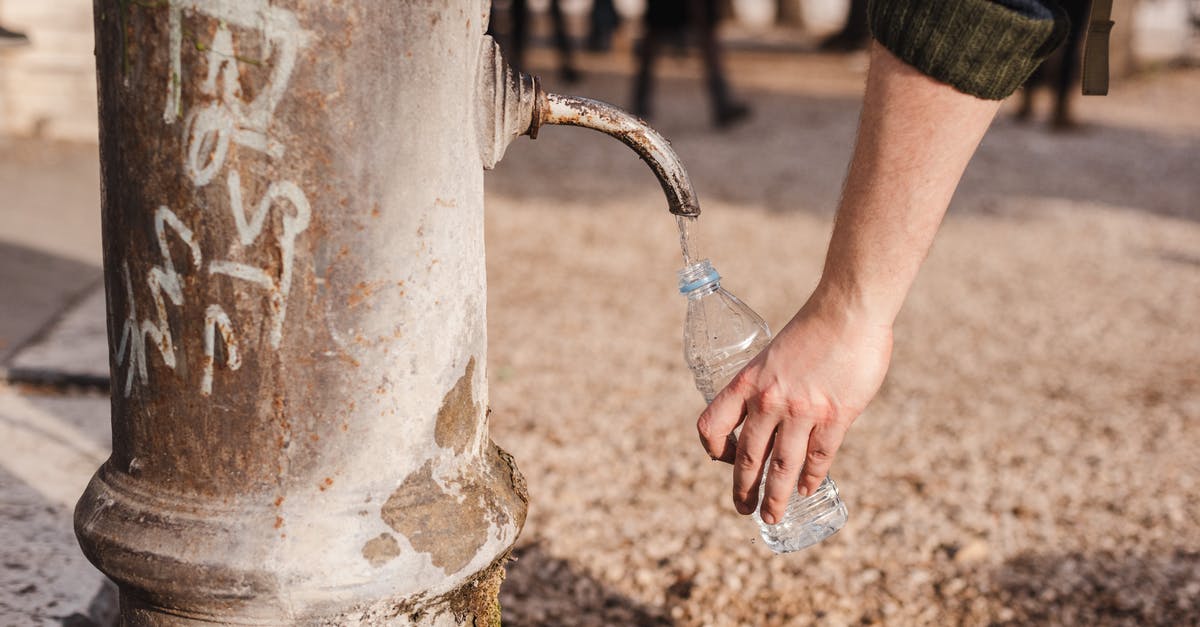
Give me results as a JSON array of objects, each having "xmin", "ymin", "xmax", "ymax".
[{"xmin": 679, "ymin": 259, "xmax": 848, "ymax": 553}]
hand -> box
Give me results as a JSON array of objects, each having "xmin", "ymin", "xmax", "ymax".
[{"xmin": 696, "ymin": 287, "xmax": 893, "ymax": 524}]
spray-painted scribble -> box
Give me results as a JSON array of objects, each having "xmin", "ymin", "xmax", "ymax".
[
  {"xmin": 164, "ymin": 0, "xmax": 310, "ymax": 132},
  {"xmin": 168, "ymin": 0, "xmax": 309, "ymax": 183},
  {"xmin": 178, "ymin": 17, "xmax": 294, "ymax": 185},
  {"xmin": 143, "ymin": 206, "xmax": 203, "ymax": 369},
  {"xmin": 113, "ymin": 208, "xmax": 202, "ymax": 395},
  {"xmin": 116, "ymin": 1, "xmax": 313, "ymax": 397},
  {"xmin": 202, "ymin": 304, "xmax": 242, "ymax": 396},
  {"xmin": 114, "ymin": 264, "xmax": 145, "ymax": 397},
  {"xmin": 210, "ymin": 170, "xmax": 312, "ymax": 348}
]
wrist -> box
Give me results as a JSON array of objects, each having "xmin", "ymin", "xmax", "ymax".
[{"xmin": 808, "ymin": 274, "xmax": 900, "ymax": 331}]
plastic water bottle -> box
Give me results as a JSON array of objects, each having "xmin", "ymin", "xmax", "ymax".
[{"xmin": 679, "ymin": 259, "xmax": 848, "ymax": 553}]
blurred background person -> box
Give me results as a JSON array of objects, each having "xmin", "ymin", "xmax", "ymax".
[
  {"xmin": 491, "ymin": 0, "xmax": 581, "ymax": 83},
  {"xmin": 634, "ymin": 0, "xmax": 751, "ymax": 128},
  {"xmin": 587, "ymin": 0, "xmax": 619, "ymax": 51},
  {"xmin": 1015, "ymin": 0, "xmax": 1093, "ymax": 129},
  {"xmin": 818, "ymin": 0, "xmax": 869, "ymax": 51}
]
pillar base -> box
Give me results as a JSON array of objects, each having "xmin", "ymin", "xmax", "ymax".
[
  {"xmin": 113, "ymin": 562, "xmax": 506, "ymax": 626},
  {"xmin": 76, "ymin": 461, "xmax": 513, "ymax": 625}
]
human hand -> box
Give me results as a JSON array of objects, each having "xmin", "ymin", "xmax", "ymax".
[{"xmin": 696, "ymin": 288, "xmax": 893, "ymax": 525}]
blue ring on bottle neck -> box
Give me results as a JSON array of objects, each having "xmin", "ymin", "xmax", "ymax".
[{"xmin": 679, "ymin": 268, "xmax": 720, "ymax": 294}]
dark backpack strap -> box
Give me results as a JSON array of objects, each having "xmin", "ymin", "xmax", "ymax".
[{"xmin": 1082, "ymin": 0, "xmax": 1115, "ymax": 95}]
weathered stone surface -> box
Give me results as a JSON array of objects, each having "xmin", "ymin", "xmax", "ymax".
[
  {"xmin": 361, "ymin": 533, "xmax": 401, "ymax": 568},
  {"xmin": 435, "ymin": 358, "xmax": 480, "ymax": 455}
]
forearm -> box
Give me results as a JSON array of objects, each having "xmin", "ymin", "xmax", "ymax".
[
  {"xmin": 815, "ymin": 42, "xmax": 1002, "ymax": 326},
  {"xmin": 701, "ymin": 7, "xmax": 1065, "ymax": 528}
]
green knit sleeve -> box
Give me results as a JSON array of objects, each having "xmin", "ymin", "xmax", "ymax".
[{"xmin": 868, "ymin": 0, "xmax": 1069, "ymax": 100}]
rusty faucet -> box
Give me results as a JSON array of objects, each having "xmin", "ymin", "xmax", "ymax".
[{"xmin": 477, "ymin": 37, "xmax": 700, "ymax": 217}]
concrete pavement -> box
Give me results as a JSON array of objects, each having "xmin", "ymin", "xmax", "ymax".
[
  {"xmin": 0, "ymin": 136, "xmax": 113, "ymax": 625},
  {"xmin": 0, "ymin": 388, "xmax": 114, "ymax": 627}
]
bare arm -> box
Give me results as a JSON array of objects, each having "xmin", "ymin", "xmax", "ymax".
[
  {"xmin": 697, "ymin": 42, "xmax": 1003, "ymax": 524},
  {"xmin": 819, "ymin": 41, "xmax": 1002, "ymax": 326}
]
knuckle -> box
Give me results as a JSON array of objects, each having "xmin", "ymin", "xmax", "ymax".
[
  {"xmin": 784, "ymin": 395, "xmax": 814, "ymax": 418},
  {"xmin": 728, "ymin": 370, "xmax": 756, "ymax": 396},
  {"xmin": 767, "ymin": 454, "xmax": 797, "ymax": 477},
  {"xmin": 807, "ymin": 447, "xmax": 835, "ymax": 464},
  {"xmin": 757, "ymin": 383, "xmax": 786, "ymax": 410},
  {"xmin": 804, "ymin": 398, "xmax": 839, "ymax": 424},
  {"xmin": 734, "ymin": 447, "xmax": 760, "ymax": 470}
]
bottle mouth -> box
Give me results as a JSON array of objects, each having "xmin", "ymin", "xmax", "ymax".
[{"xmin": 678, "ymin": 259, "xmax": 720, "ymax": 294}]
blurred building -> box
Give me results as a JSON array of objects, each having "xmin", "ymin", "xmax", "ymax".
[{"xmin": 0, "ymin": 0, "xmax": 97, "ymax": 141}]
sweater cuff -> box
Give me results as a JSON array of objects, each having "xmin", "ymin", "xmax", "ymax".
[{"xmin": 868, "ymin": 0, "xmax": 1069, "ymax": 100}]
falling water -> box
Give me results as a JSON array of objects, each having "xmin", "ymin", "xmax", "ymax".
[{"xmin": 676, "ymin": 214, "xmax": 701, "ymax": 266}]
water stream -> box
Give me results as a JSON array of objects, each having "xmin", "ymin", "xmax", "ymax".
[{"xmin": 676, "ymin": 214, "xmax": 701, "ymax": 266}]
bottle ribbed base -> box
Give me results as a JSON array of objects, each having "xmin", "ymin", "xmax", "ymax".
[{"xmin": 752, "ymin": 476, "xmax": 847, "ymax": 553}]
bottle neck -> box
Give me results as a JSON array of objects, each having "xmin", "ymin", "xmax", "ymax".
[
  {"xmin": 678, "ymin": 259, "xmax": 720, "ymax": 297},
  {"xmin": 684, "ymin": 281, "xmax": 720, "ymax": 299}
]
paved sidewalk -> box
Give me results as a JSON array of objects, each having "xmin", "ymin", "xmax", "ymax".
[
  {"xmin": 5, "ymin": 285, "xmax": 109, "ymax": 387},
  {"xmin": 0, "ymin": 137, "xmax": 102, "ymax": 369},
  {"xmin": 0, "ymin": 386, "xmax": 114, "ymax": 626},
  {"xmin": 0, "ymin": 136, "xmax": 112, "ymax": 625}
]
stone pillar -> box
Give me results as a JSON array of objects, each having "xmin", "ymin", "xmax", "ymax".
[{"xmin": 76, "ymin": 1, "xmax": 526, "ymax": 623}]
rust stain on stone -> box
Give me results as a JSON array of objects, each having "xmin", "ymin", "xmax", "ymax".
[
  {"xmin": 361, "ymin": 533, "xmax": 401, "ymax": 568},
  {"xmin": 381, "ymin": 461, "xmax": 487, "ymax": 574},
  {"xmin": 379, "ymin": 442, "xmax": 529, "ymax": 576},
  {"xmin": 380, "ymin": 373, "xmax": 528, "ymax": 576},
  {"xmin": 346, "ymin": 279, "xmax": 386, "ymax": 309},
  {"xmin": 490, "ymin": 443, "xmax": 529, "ymax": 510},
  {"xmin": 434, "ymin": 358, "xmax": 479, "ymax": 455}
]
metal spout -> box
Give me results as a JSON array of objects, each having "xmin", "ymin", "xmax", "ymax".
[
  {"xmin": 476, "ymin": 37, "xmax": 698, "ymax": 217},
  {"xmin": 533, "ymin": 93, "xmax": 700, "ymax": 217}
]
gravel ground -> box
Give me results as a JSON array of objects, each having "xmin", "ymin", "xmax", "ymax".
[{"xmin": 485, "ymin": 50, "xmax": 1200, "ymax": 626}]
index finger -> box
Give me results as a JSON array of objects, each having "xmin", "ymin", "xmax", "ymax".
[{"xmin": 696, "ymin": 384, "xmax": 748, "ymax": 464}]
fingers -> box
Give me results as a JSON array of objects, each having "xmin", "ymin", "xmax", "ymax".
[
  {"xmin": 757, "ymin": 418, "xmax": 812, "ymax": 525},
  {"xmin": 731, "ymin": 413, "xmax": 776, "ymax": 515},
  {"xmin": 696, "ymin": 385, "xmax": 747, "ymax": 463},
  {"xmin": 798, "ymin": 422, "xmax": 846, "ymax": 497}
]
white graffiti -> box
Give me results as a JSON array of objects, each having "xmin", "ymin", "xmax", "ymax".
[
  {"xmin": 116, "ymin": 1, "xmax": 313, "ymax": 397},
  {"xmin": 114, "ymin": 263, "xmax": 145, "ymax": 398},
  {"xmin": 144, "ymin": 206, "xmax": 203, "ymax": 370},
  {"xmin": 168, "ymin": 0, "xmax": 311, "ymax": 184},
  {"xmin": 164, "ymin": 0, "xmax": 309, "ymax": 129},
  {"xmin": 210, "ymin": 170, "xmax": 312, "ymax": 348},
  {"xmin": 201, "ymin": 304, "xmax": 241, "ymax": 396},
  {"xmin": 113, "ymin": 207, "xmax": 203, "ymax": 396}
]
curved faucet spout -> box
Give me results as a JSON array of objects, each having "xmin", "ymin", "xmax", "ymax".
[
  {"xmin": 474, "ymin": 41, "xmax": 698, "ymax": 216},
  {"xmin": 536, "ymin": 93, "xmax": 700, "ymax": 217}
]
